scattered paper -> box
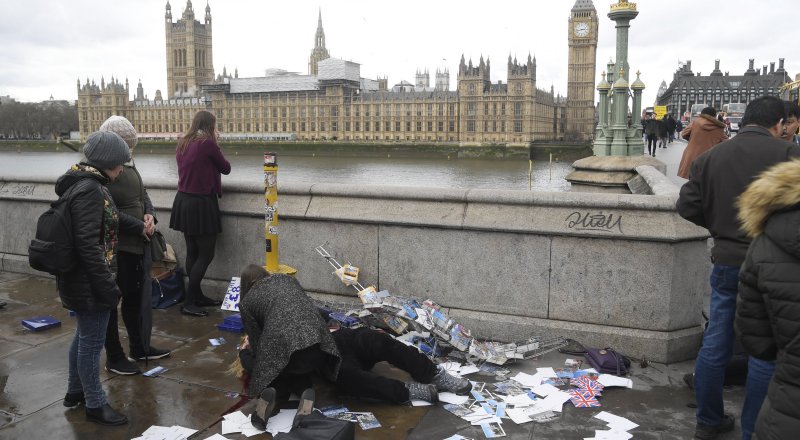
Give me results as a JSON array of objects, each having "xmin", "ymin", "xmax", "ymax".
[
  {"xmin": 458, "ymin": 364, "xmax": 481, "ymax": 376},
  {"xmin": 536, "ymin": 367, "xmax": 557, "ymax": 377},
  {"xmin": 265, "ymin": 409, "xmax": 297, "ymax": 436},
  {"xmin": 594, "ymin": 411, "xmax": 639, "ymax": 432},
  {"xmin": 439, "ymin": 392, "xmax": 470, "ymax": 405},
  {"xmin": 480, "ymin": 421, "xmax": 507, "ymax": 437},
  {"xmin": 531, "ymin": 383, "xmax": 560, "ymax": 397},
  {"xmin": 143, "ymin": 366, "xmax": 168, "ymax": 377},
  {"xmin": 209, "ymin": 337, "xmax": 226, "ymax": 346},
  {"xmin": 510, "ymin": 372, "xmax": 541, "ymax": 387},
  {"xmin": 132, "ymin": 425, "xmax": 198, "ymax": 440},
  {"xmin": 597, "ymin": 374, "xmax": 633, "ymax": 389},
  {"xmin": 411, "ymin": 399, "xmax": 434, "ymax": 406},
  {"xmin": 203, "ymin": 435, "xmax": 229, "ymax": 440},
  {"xmin": 503, "ymin": 393, "xmax": 536, "ymax": 406}
]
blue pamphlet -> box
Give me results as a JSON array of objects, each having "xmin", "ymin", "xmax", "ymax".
[{"xmin": 21, "ymin": 315, "xmax": 61, "ymax": 332}]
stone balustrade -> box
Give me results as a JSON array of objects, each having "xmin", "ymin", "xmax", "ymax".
[{"xmin": 0, "ymin": 168, "xmax": 709, "ymax": 363}]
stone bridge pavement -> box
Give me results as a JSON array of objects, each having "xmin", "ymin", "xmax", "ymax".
[{"xmin": 0, "ymin": 267, "xmax": 743, "ymax": 440}]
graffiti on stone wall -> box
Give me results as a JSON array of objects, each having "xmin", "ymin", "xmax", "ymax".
[
  {"xmin": 564, "ymin": 211, "xmax": 623, "ymax": 234},
  {"xmin": 0, "ymin": 182, "xmax": 35, "ymax": 197}
]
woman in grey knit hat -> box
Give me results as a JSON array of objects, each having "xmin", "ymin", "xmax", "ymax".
[{"xmin": 58, "ymin": 131, "xmax": 143, "ymax": 426}]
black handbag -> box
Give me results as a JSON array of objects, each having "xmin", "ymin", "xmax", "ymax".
[{"xmin": 273, "ymin": 411, "xmax": 355, "ymax": 440}]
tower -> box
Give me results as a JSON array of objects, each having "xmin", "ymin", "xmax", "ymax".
[
  {"xmin": 566, "ymin": 0, "xmax": 599, "ymax": 141},
  {"xmin": 308, "ymin": 9, "xmax": 330, "ymax": 76},
  {"xmin": 435, "ymin": 68, "xmax": 450, "ymax": 91},
  {"xmin": 415, "ymin": 69, "xmax": 430, "ymax": 90},
  {"xmin": 165, "ymin": 0, "xmax": 214, "ymax": 98}
]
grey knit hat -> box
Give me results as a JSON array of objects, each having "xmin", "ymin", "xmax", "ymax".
[
  {"xmin": 83, "ymin": 131, "xmax": 131, "ymax": 169},
  {"xmin": 99, "ymin": 115, "xmax": 138, "ymax": 149}
]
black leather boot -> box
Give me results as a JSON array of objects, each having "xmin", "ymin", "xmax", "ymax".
[{"xmin": 85, "ymin": 404, "xmax": 128, "ymax": 426}]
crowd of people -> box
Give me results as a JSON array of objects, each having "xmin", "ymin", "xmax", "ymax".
[
  {"xmin": 677, "ymin": 96, "xmax": 800, "ymax": 439},
  {"xmin": 47, "ymin": 99, "xmax": 800, "ymax": 438},
  {"xmin": 54, "ymin": 110, "xmax": 230, "ymax": 425}
]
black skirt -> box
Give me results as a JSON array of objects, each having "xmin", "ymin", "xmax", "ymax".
[{"xmin": 169, "ymin": 192, "xmax": 222, "ymax": 235}]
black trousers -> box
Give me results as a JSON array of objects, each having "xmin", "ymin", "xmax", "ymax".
[
  {"xmin": 646, "ymin": 135, "xmax": 658, "ymax": 155},
  {"xmin": 183, "ymin": 233, "xmax": 217, "ymax": 305},
  {"xmin": 268, "ymin": 344, "xmax": 329, "ymax": 401},
  {"xmin": 105, "ymin": 251, "xmax": 143, "ymax": 361},
  {"xmin": 333, "ymin": 328, "xmax": 437, "ymax": 404}
]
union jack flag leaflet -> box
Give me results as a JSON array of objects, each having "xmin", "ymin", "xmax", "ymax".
[
  {"xmin": 570, "ymin": 377, "xmax": 604, "ymax": 394},
  {"xmin": 569, "ymin": 390, "xmax": 601, "ymax": 408}
]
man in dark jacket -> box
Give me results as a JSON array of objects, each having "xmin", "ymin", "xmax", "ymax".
[
  {"xmin": 735, "ymin": 158, "xmax": 800, "ymax": 440},
  {"xmin": 677, "ymin": 95, "xmax": 800, "ymax": 439},
  {"xmin": 58, "ymin": 131, "xmax": 143, "ymax": 426}
]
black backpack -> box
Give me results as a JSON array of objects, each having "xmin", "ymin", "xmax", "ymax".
[{"xmin": 28, "ymin": 183, "xmax": 83, "ymax": 275}]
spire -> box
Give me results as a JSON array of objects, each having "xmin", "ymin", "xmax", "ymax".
[
  {"xmin": 205, "ymin": 0, "xmax": 211, "ymax": 23},
  {"xmin": 315, "ymin": 8, "xmax": 326, "ymax": 50}
]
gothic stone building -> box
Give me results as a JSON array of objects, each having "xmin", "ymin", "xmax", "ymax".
[
  {"xmin": 656, "ymin": 58, "xmax": 790, "ymax": 118},
  {"xmin": 78, "ymin": 1, "xmax": 598, "ymax": 144}
]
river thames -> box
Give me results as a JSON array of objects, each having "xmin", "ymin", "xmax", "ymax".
[{"xmin": 0, "ymin": 151, "xmax": 574, "ymax": 191}]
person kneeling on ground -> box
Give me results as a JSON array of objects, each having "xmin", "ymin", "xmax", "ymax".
[{"xmin": 235, "ymin": 264, "xmax": 472, "ymax": 430}]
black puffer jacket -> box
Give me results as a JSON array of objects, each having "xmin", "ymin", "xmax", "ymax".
[
  {"xmin": 55, "ymin": 165, "xmax": 140, "ymax": 312},
  {"xmin": 735, "ymin": 159, "xmax": 800, "ymax": 440}
]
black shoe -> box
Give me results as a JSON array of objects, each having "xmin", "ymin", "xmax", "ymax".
[
  {"xmin": 181, "ymin": 305, "xmax": 208, "ymax": 317},
  {"xmin": 293, "ymin": 388, "xmax": 315, "ymax": 428},
  {"xmin": 404, "ymin": 382, "xmax": 438, "ymax": 403},
  {"xmin": 106, "ymin": 358, "xmax": 141, "ymax": 375},
  {"xmin": 85, "ymin": 404, "xmax": 128, "ymax": 426},
  {"xmin": 195, "ymin": 295, "xmax": 223, "ymax": 307},
  {"xmin": 695, "ymin": 414, "xmax": 734, "ymax": 439},
  {"xmin": 251, "ymin": 388, "xmax": 277, "ymax": 431},
  {"xmin": 63, "ymin": 392, "xmax": 85, "ymax": 408},
  {"xmin": 129, "ymin": 346, "xmax": 171, "ymax": 361},
  {"xmin": 431, "ymin": 365, "xmax": 472, "ymax": 395}
]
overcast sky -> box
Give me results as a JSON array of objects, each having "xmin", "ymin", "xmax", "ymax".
[{"xmin": 1, "ymin": 0, "xmax": 794, "ymax": 106}]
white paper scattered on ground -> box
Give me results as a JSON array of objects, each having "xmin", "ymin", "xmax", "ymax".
[
  {"xmin": 458, "ymin": 364, "xmax": 480, "ymax": 376},
  {"xmin": 220, "ymin": 411, "xmax": 251, "ymax": 435},
  {"xmin": 439, "ymin": 392, "xmax": 470, "ymax": 405},
  {"xmin": 506, "ymin": 407, "xmax": 534, "ymax": 425},
  {"xmin": 536, "ymin": 367, "xmax": 557, "ymax": 377},
  {"xmin": 594, "ymin": 411, "xmax": 639, "ymax": 432},
  {"xmin": 412, "ymin": 399, "xmax": 434, "ymax": 406},
  {"xmin": 597, "ymin": 374, "xmax": 634, "ymax": 389},
  {"xmin": 502, "ymin": 393, "xmax": 536, "ymax": 406},
  {"xmin": 265, "ymin": 409, "xmax": 297, "ymax": 436},
  {"xmin": 440, "ymin": 361, "xmax": 462, "ymax": 375},
  {"xmin": 510, "ymin": 372, "xmax": 541, "ymax": 387},
  {"xmin": 132, "ymin": 425, "xmax": 198, "ymax": 440},
  {"xmin": 203, "ymin": 435, "xmax": 230, "ymax": 440},
  {"xmin": 531, "ymin": 383, "xmax": 561, "ymax": 397},
  {"xmin": 592, "ymin": 429, "xmax": 634, "ymax": 439},
  {"xmin": 471, "ymin": 416, "xmax": 502, "ymax": 426},
  {"xmin": 443, "ymin": 435, "xmax": 473, "ymax": 440}
]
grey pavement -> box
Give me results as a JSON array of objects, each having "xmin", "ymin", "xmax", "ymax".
[
  {"xmin": 2, "ymin": 141, "xmax": 745, "ymax": 440},
  {"xmin": 0, "ymin": 264, "xmax": 745, "ymax": 440}
]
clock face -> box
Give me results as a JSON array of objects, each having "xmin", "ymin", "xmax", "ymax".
[{"xmin": 574, "ymin": 22, "xmax": 590, "ymax": 37}]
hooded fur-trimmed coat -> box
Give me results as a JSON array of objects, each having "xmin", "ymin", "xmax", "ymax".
[{"xmin": 735, "ymin": 158, "xmax": 800, "ymax": 440}]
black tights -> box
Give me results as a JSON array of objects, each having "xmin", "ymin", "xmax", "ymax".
[{"xmin": 183, "ymin": 233, "xmax": 217, "ymax": 306}]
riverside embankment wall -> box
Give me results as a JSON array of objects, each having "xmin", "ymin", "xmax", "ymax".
[{"xmin": 0, "ymin": 169, "xmax": 709, "ymax": 363}]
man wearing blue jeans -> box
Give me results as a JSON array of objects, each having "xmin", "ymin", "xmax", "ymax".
[{"xmin": 678, "ymin": 96, "xmax": 800, "ymax": 439}]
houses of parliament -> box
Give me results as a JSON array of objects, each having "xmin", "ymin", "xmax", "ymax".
[{"xmin": 77, "ymin": 1, "xmax": 599, "ymax": 144}]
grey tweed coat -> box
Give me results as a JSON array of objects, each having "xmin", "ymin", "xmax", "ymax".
[{"xmin": 239, "ymin": 274, "xmax": 341, "ymax": 396}]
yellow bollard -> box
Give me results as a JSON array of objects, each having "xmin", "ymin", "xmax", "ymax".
[{"xmin": 263, "ymin": 152, "xmax": 297, "ymax": 275}]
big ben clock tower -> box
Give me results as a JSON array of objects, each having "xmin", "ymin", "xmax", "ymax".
[{"xmin": 566, "ymin": 0, "xmax": 599, "ymax": 141}]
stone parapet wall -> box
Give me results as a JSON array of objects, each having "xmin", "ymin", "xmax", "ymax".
[{"xmin": 0, "ymin": 175, "xmax": 710, "ymax": 363}]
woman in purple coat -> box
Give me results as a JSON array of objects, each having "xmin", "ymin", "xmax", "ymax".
[{"xmin": 169, "ymin": 110, "xmax": 231, "ymax": 317}]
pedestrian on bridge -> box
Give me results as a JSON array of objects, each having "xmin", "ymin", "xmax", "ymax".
[{"xmin": 677, "ymin": 96, "xmax": 800, "ymax": 440}]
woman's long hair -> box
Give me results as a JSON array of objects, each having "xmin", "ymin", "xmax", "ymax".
[
  {"xmin": 177, "ymin": 110, "xmax": 216, "ymax": 153},
  {"xmin": 227, "ymin": 264, "xmax": 270, "ymax": 379},
  {"xmin": 240, "ymin": 264, "xmax": 269, "ymax": 298}
]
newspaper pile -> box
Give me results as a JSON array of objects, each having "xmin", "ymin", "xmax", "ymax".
[{"xmin": 316, "ymin": 246, "xmax": 567, "ymax": 365}]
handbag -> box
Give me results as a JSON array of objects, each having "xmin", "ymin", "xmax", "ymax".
[
  {"xmin": 151, "ymin": 267, "xmax": 185, "ymax": 309},
  {"xmin": 149, "ymin": 231, "xmax": 178, "ymax": 280},
  {"xmin": 273, "ymin": 411, "xmax": 355, "ymax": 440},
  {"xmin": 559, "ymin": 339, "xmax": 631, "ymax": 376},
  {"xmin": 584, "ymin": 347, "xmax": 631, "ymax": 376}
]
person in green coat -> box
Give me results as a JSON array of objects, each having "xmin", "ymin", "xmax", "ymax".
[{"xmin": 99, "ymin": 116, "xmax": 171, "ymax": 376}]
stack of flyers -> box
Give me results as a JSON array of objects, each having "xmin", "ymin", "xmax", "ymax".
[
  {"xmin": 382, "ymin": 315, "xmax": 408, "ymax": 335},
  {"xmin": 480, "ymin": 421, "xmax": 506, "ymax": 438},
  {"xmin": 334, "ymin": 264, "xmax": 359, "ymax": 285},
  {"xmin": 443, "ymin": 403, "xmax": 473, "ymax": 418},
  {"xmin": 319, "ymin": 406, "xmax": 349, "ymax": 417},
  {"xmin": 492, "ymin": 380, "xmax": 526, "ymax": 396},
  {"xmin": 329, "ymin": 411, "xmax": 381, "ymax": 430},
  {"xmin": 449, "ymin": 324, "xmax": 473, "ymax": 352}
]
